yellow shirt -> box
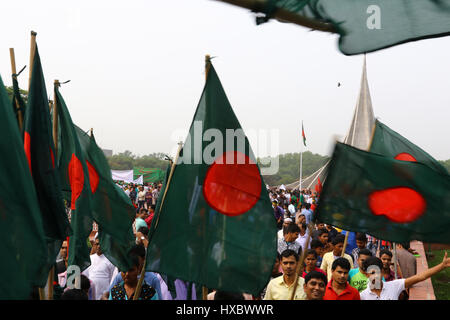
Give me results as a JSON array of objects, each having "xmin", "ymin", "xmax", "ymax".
[
  {"xmin": 320, "ymin": 251, "xmax": 354, "ymax": 282},
  {"xmin": 263, "ymin": 275, "xmax": 306, "ymax": 300}
]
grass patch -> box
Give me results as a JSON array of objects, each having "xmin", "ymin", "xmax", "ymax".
[{"xmin": 427, "ymin": 250, "xmax": 450, "ymax": 300}]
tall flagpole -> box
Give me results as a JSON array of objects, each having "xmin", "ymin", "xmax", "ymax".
[
  {"xmin": 299, "ymin": 121, "xmax": 304, "ymax": 192},
  {"xmin": 299, "ymin": 143, "xmax": 303, "ymax": 191}
]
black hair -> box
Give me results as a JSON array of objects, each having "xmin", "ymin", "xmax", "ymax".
[
  {"xmin": 361, "ymin": 256, "xmax": 383, "ymax": 272},
  {"xmin": 358, "ymin": 248, "xmax": 372, "ymax": 257},
  {"xmin": 127, "ymin": 253, "xmax": 141, "ymax": 271},
  {"xmin": 310, "ymin": 239, "xmax": 324, "ymax": 249},
  {"xmin": 214, "ymin": 290, "xmax": 245, "ymax": 300},
  {"xmin": 128, "ymin": 244, "xmax": 146, "ymax": 259},
  {"xmin": 379, "ymin": 249, "xmax": 393, "ymax": 258},
  {"xmin": 80, "ymin": 274, "xmax": 90, "ymax": 291},
  {"xmin": 318, "ymin": 229, "xmax": 329, "ymax": 236},
  {"xmin": 137, "ymin": 226, "xmax": 149, "ymax": 236},
  {"xmin": 305, "ymin": 249, "xmax": 318, "ymax": 259},
  {"xmin": 283, "ymin": 223, "xmax": 300, "ymax": 235},
  {"xmin": 356, "ymin": 232, "xmax": 367, "ymax": 242},
  {"xmin": 400, "ymin": 242, "xmax": 410, "ymax": 250},
  {"xmin": 304, "ymin": 270, "xmax": 327, "ymax": 286},
  {"xmin": 332, "ymin": 234, "xmax": 345, "ymax": 246},
  {"xmin": 280, "ymin": 249, "xmax": 299, "ymax": 262},
  {"xmin": 61, "ymin": 289, "xmax": 88, "ymax": 300},
  {"xmin": 331, "ymin": 257, "xmax": 351, "ymax": 271}
]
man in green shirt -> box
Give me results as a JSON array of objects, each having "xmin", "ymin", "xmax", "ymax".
[{"xmin": 348, "ymin": 249, "xmax": 373, "ymax": 292}]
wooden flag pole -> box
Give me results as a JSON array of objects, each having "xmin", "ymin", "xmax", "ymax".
[
  {"xmin": 341, "ymin": 230, "xmax": 350, "ymax": 257},
  {"xmin": 9, "ymin": 48, "xmax": 24, "ymax": 131},
  {"xmin": 133, "ymin": 257, "xmax": 147, "ymax": 300},
  {"xmin": 289, "ymin": 222, "xmax": 314, "ymax": 300},
  {"xmin": 202, "ymin": 54, "xmax": 211, "ymax": 300},
  {"xmin": 53, "ymin": 80, "xmax": 60, "ymax": 155},
  {"xmin": 28, "ymin": 31, "xmax": 37, "ymax": 92},
  {"xmin": 393, "ymin": 243, "xmax": 398, "ymax": 279},
  {"xmin": 215, "ymin": 0, "xmax": 336, "ymax": 33}
]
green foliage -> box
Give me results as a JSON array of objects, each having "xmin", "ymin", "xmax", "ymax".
[
  {"xmin": 108, "ymin": 151, "xmax": 167, "ymax": 170},
  {"xmin": 108, "ymin": 150, "xmax": 448, "ymax": 186},
  {"xmin": 5, "ymin": 86, "xmax": 28, "ymax": 103},
  {"xmin": 259, "ymin": 151, "xmax": 329, "ymax": 186},
  {"xmin": 427, "ymin": 250, "xmax": 450, "ymax": 300}
]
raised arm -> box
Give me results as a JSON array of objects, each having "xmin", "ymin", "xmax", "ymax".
[{"xmin": 404, "ymin": 251, "xmax": 450, "ymax": 288}]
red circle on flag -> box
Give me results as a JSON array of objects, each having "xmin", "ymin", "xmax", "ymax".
[
  {"xmin": 203, "ymin": 151, "xmax": 261, "ymax": 216},
  {"xmin": 394, "ymin": 153, "xmax": 417, "ymax": 162},
  {"xmin": 368, "ymin": 187, "xmax": 426, "ymax": 223}
]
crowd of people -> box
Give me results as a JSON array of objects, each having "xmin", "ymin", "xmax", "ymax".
[
  {"xmin": 264, "ymin": 187, "xmax": 450, "ymax": 300},
  {"xmin": 45, "ymin": 184, "xmax": 449, "ymax": 301}
]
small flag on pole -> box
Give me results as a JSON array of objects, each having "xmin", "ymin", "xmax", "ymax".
[{"xmin": 302, "ymin": 122, "xmax": 307, "ymax": 147}]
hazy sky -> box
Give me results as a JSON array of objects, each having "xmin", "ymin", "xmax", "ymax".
[{"xmin": 1, "ymin": 0, "xmax": 449, "ymax": 161}]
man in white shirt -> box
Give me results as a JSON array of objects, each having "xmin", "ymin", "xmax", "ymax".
[
  {"xmin": 277, "ymin": 218, "xmax": 293, "ymax": 241},
  {"xmin": 82, "ymin": 238, "xmax": 116, "ymax": 300},
  {"xmin": 295, "ymin": 222, "xmax": 310, "ymax": 253},
  {"xmin": 360, "ymin": 253, "xmax": 450, "ymax": 300}
]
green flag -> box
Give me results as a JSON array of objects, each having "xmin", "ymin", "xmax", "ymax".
[
  {"xmin": 369, "ymin": 119, "xmax": 448, "ymax": 175},
  {"xmin": 133, "ymin": 167, "xmax": 165, "ymax": 183},
  {"xmin": 252, "ymin": 0, "xmax": 450, "ymax": 55},
  {"xmin": 23, "ymin": 46, "xmax": 72, "ymax": 286},
  {"xmin": 315, "ymin": 142, "xmax": 450, "ymax": 243},
  {"xmin": 75, "ymin": 126, "xmax": 136, "ymax": 271},
  {"xmin": 0, "ymin": 74, "xmax": 48, "ymax": 299},
  {"xmin": 145, "ymin": 63, "xmax": 277, "ymax": 296},
  {"xmin": 55, "ymin": 84, "xmax": 94, "ymax": 271}
]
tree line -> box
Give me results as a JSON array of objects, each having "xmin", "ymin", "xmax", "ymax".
[{"xmin": 106, "ymin": 150, "xmax": 450, "ymax": 187}]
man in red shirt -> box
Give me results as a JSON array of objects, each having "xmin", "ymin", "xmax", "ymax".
[{"xmin": 323, "ymin": 257, "xmax": 360, "ymax": 300}]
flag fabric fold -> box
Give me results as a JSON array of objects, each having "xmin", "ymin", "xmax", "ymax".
[
  {"xmin": 23, "ymin": 45, "xmax": 72, "ymax": 286},
  {"xmin": 315, "ymin": 142, "xmax": 450, "ymax": 244},
  {"xmin": 75, "ymin": 126, "xmax": 136, "ymax": 272},
  {"xmin": 255, "ymin": 0, "xmax": 450, "ymax": 55},
  {"xmin": 369, "ymin": 119, "xmax": 448, "ymax": 175},
  {"xmin": 55, "ymin": 84, "xmax": 94, "ymax": 272},
  {"xmin": 0, "ymin": 74, "xmax": 48, "ymax": 299},
  {"xmin": 145, "ymin": 63, "xmax": 277, "ymax": 296}
]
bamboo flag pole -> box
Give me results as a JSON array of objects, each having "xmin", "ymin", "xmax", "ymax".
[
  {"xmin": 202, "ymin": 54, "xmax": 212, "ymax": 300},
  {"xmin": 9, "ymin": 48, "xmax": 24, "ymax": 131},
  {"xmin": 28, "ymin": 31, "xmax": 37, "ymax": 92},
  {"xmin": 341, "ymin": 230, "xmax": 350, "ymax": 257},
  {"xmin": 53, "ymin": 80, "xmax": 60, "ymax": 155},
  {"xmin": 289, "ymin": 222, "xmax": 314, "ymax": 300},
  {"xmin": 215, "ymin": 0, "xmax": 336, "ymax": 33},
  {"xmin": 393, "ymin": 243, "xmax": 398, "ymax": 279},
  {"xmin": 133, "ymin": 141, "xmax": 184, "ymax": 300}
]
